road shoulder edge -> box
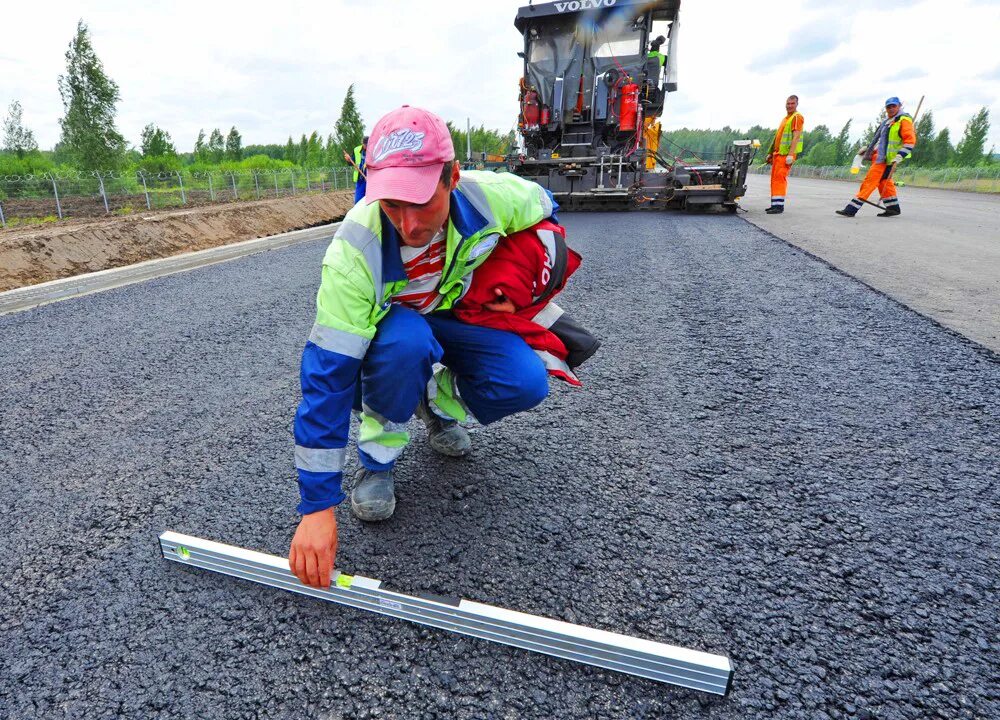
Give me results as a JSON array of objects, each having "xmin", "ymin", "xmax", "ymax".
[
  {"xmin": 0, "ymin": 222, "xmax": 341, "ymax": 316},
  {"xmin": 741, "ymin": 215, "xmax": 1000, "ymax": 363}
]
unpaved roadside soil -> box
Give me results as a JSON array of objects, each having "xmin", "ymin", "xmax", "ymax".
[{"xmin": 0, "ymin": 192, "xmax": 354, "ymax": 292}]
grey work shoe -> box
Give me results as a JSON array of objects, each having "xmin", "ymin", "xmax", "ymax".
[
  {"xmin": 415, "ymin": 399, "xmax": 472, "ymax": 457},
  {"xmin": 350, "ymin": 468, "xmax": 396, "ymax": 521}
]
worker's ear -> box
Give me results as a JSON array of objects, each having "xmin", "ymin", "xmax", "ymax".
[{"xmin": 450, "ymin": 161, "xmax": 461, "ymax": 190}]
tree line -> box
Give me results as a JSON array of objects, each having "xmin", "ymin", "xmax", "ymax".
[
  {"xmin": 662, "ymin": 106, "xmax": 994, "ymax": 169},
  {"xmin": 0, "ymin": 20, "xmax": 511, "ymax": 179},
  {"xmin": 8, "ymin": 20, "xmax": 989, "ymax": 178}
]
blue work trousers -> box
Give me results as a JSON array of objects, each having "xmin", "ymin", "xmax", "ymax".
[{"xmin": 354, "ymin": 305, "xmax": 548, "ymax": 471}]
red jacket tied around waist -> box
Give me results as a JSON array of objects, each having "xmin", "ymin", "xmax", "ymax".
[{"xmin": 455, "ymin": 220, "xmax": 599, "ymax": 386}]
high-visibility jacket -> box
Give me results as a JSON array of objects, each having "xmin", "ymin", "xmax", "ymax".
[
  {"xmin": 865, "ymin": 113, "xmax": 916, "ymax": 164},
  {"xmin": 648, "ymin": 50, "xmax": 666, "ymax": 67},
  {"xmin": 353, "ymin": 145, "xmax": 364, "ymax": 182},
  {"xmin": 292, "ymin": 171, "xmax": 558, "ymax": 514},
  {"xmin": 774, "ymin": 112, "xmax": 805, "ymax": 155}
]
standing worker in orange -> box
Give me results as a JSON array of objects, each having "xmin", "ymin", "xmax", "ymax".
[
  {"xmin": 765, "ymin": 95, "xmax": 805, "ymax": 214},
  {"xmin": 836, "ymin": 97, "xmax": 916, "ymax": 217}
]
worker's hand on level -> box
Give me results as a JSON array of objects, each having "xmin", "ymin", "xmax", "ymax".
[
  {"xmin": 289, "ymin": 508, "xmax": 338, "ymax": 588},
  {"xmin": 892, "ymin": 154, "xmax": 903, "ymax": 165},
  {"xmin": 484, "ymin": 288, "xmax": 517, "ymax": 313},
  {"xmin": 785, "ymin": 154, "xmax": 795, "ymax": 166},
  {"xmin": 764, "ymin": 153, "xmax": 772, "ymax": 165}
]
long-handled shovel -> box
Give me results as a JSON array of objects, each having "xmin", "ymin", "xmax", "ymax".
[{"xmin": 343, "ymin": 150, "xmax": 367, "ymax": 181}]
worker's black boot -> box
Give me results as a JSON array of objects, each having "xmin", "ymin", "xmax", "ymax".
[
  {"xmin": 350, "ymin": 468, "xmax": 395, "ymax": 521},
  {"xmin": 877, "ymin": 206, "xmax": 901, "ymax": 217},
  {"xmin": 765, "ymin": 205, "xmax": 784, "ymax": 214},
  {"xmin": 836, "ymin": 199, "xmax": 862, "ymax": 217},
  {"xmin": 415, "ymin": 398, "xmax": 471, "ymax": 457}
]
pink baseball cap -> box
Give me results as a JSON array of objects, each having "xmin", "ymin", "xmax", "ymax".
[{"xmin": 364, "ymin": 105, "xmax": 456, "ymax": 205}]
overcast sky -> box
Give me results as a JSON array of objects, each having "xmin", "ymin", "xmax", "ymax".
[{"xmin": 2, "ymin": 0, "xmax": 999, "ymax": 154}]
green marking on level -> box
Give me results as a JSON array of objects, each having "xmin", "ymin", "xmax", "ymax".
[{"xmin": 336, "ymin": 573, "xmax": 354, "ymax": 588}]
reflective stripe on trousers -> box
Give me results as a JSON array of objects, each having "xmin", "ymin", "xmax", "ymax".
[{"xmin": 357, "ymin": 404, "xmax": 410, "ymax": 465}]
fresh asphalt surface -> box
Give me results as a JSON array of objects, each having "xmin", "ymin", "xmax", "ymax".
[{"xmin": 2, "ymin": 212, "xmax": 998, "ymax": 719}]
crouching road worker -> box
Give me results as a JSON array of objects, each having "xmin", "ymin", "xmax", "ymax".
[
  {"xmin": 837, "ymin": 97, "xmax": 916, "ymax": 218},
  {"xmin": 765, "ymin": 95, "xmax": 804, "ymax": 214},
  {"xmin": 289, "ymin": 105, "xmax": 560, "ymax": 589}
]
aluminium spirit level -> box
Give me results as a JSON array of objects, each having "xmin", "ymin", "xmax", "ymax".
[{"xmin": 159, "ymin": 531, "xmax": 733, "ymax": 695}]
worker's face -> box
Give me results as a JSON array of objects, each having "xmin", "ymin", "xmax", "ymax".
[
  {"xmin": 886, "ymin": 103, "xmax": 900, "ymax": 118},
  {"xmin": 786, "ymin": 97, "xmax": 798, "ymax": 114},
  {"xmin": 380, "ymin": 162, "xmax": 460, "ymax": 248}
]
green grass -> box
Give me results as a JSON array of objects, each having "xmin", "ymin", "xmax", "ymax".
[{"xmin": 2, "ymin": 215, "xmax": 60, "ymax": 229}]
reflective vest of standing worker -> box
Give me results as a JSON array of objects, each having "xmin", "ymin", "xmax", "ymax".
[
  {"xmin": 353, "ymin": 144, "xmax": 367, "ymax": 204},
  {"xmin": 767, "ymin": 110, "xmax": 804, "ymax": 214}
]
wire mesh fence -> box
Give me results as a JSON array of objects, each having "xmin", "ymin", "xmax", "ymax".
[
  {"xmin": 749, "ymin": 164, "xmax": 1000, "ymax": 193},
  {"xmin": 0, "ymin": 167, "xmax": 357, "ymax": 228}
]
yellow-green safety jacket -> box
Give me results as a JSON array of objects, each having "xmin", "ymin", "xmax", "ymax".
[
  {"xmin": 353, "ymin": 144, "xmax": 364, "ymax": 182},
  {"xmin": 866, "ymin": 113, "xmax": 915, "ymax": 164},
  {"xmin": 292, "ymin": 170, "xmax": 558, "ymax": 514},
  {"xmin": 775, "ymin": 112, "xmax": 804, "ymax": 155}
]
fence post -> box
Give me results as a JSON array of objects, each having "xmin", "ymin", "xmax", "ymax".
[
  {"xmin": 333, "ymin": 168, "xmax": 338, "ymax": 190},
  {"xmin": 97, "ymin": 173, "xmax": 110, "ymax": 214},
  {"xmin": 140, "ymin": 173, "xmax": 151, "ymax": 210},
  {"xmin": 50, "ymin": 174, "xmax": 63, "ymax": 219},
  {"xmin": 208, "ymin": 173, "xmax": 215, "ymax": 202},
  {"xmin": 254, "ymin": 172, "xmax": 260, "ymax": 199},
  {"xmin": 0, "ymin": 200, "xmax": 5, "ymax": 228},
  {"xmin": 274, "ymin": 171, "xmax": 280, "ymax": 197},
  {"xmin": 176, "ymin": 171, "xmax": 187, "ymax": 205},
  {"xmin": 231, "ymin": 173, "xmax": 238, "ymax": 200},
  {"xmin": 305, "ymin": 168, "xmax": 312, "ymax": 191},
  {"xmin": 290, "ymin": 170, "xmax": 296, "ymax": 194}
]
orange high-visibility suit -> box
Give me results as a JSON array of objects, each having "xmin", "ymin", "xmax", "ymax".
[
  {"xmin": 837, "ymin": 115, "xmax": 917, "ymax": 215},
  {"xmin": 769, "ymin": 112, "xmax": 804, "ymax": 209},
  {"xmin": 847, "ymin": 116, "xmax": 917, "ymax": 214}
]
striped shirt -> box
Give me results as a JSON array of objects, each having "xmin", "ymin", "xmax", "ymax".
[{"xmin": 393, "ymin": 230, "xmax": 447, "ymax": 314}]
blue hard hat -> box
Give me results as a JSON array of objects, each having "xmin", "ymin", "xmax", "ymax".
[{"xmin": 885, "ymin": 96, "xmax": 901, "ymax": 107}]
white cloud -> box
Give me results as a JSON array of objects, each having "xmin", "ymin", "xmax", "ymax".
[
  {"xmin": 1, "ymin": 0, "xmax": 998, "ymax": 155},
  {"xmin": 792, "ymin": 59, "xmax": 862, "ymax": 88}
]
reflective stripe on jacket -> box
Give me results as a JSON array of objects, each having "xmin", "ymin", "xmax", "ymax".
[{"xmin": 292, "ymin": 171, "xmax": 558, "ymax": 513}]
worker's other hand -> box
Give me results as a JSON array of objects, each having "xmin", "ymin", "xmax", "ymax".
[
  {"xmin": 484, "ymin": 288, "xmax": 517, "ymax": 313},
  {"xmin": 892, "ymin": 154, "xmax": 903, "ymax": 165},
  {"xmin": 764, "ymin": 153, "xmax": 773, "ymax": 165},
  {"xmin": 785, "ymin": 154, "xmax": 794, "ymax": 165},
  {"xmin": 289, "ymin": 508, "xmax": 338, "ymax": 588}
]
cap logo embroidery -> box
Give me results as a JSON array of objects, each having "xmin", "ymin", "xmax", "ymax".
[{"xmin": 372, "ymin": 129, "xmax": 425, "ymax": 163}]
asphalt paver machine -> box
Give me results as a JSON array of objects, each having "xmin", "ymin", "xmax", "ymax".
[{"xmin": 509, "ymin": 0, "xmax": 754, "ymax": 211}]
